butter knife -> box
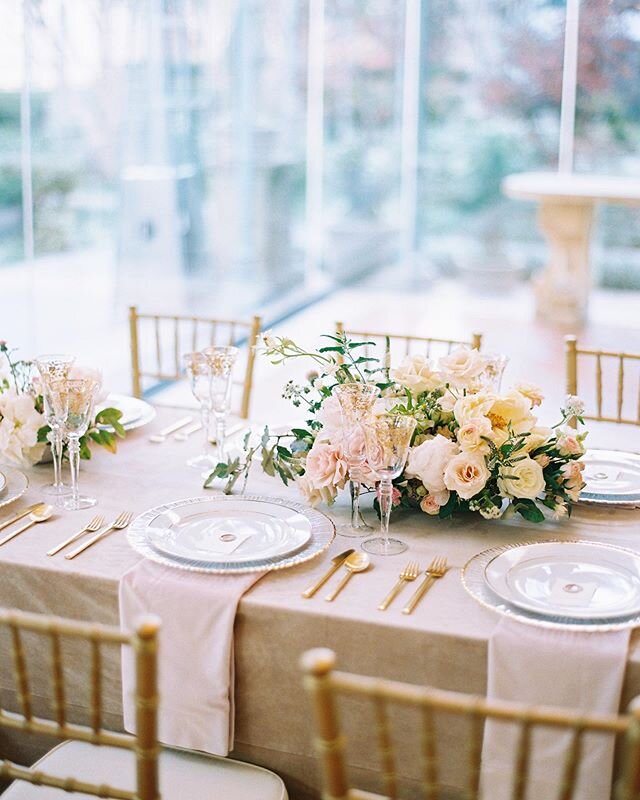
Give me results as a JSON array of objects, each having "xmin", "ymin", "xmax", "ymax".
[
  {"xmin": 0, "ymin": 503, "xmax": 45, "ymax": 534},
  {"xmin": 302, "ymin": 549, "xmax": 355, "ymax": 599}
]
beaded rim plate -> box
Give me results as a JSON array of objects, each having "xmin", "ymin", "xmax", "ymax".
[
  {"xmin": 127, "ymin": 494, "xmax": 335, "ymax": 574},
  {"xmin": 462, "ymin": 540, "xmax": 640, "ymax": 631},
  {"xmin": 579, "ymin": 449, "xmax": 640, "ymax": 507},
  {"xmin": 0, "ymin": 471, "xmax": 5, "ymax": 494},
  {"xmin": 0, "ymin": 467, "xmax": 29, "ymax": 510},
  {"xmin": 96, "ymin": 394, "xmax": 157, "ymax": 432}
]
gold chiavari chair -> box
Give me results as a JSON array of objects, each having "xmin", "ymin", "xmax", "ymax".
[
  {"xmin": 129, "ymin": 306, "xmax": 261, "ymax": 418},
  {"xmin": 565, "ymin": 335, "xmax": 640, "ymax": 429},
  {"xmin": 301, "ymin": 648, "xmax": 640, "ymax": 800},
  {"xmin": 335, "ymin": 322, "xmax": 482, "ymax": 362},
  {"xmin": 1, "ymin": 609, "xmax": 287, "ymax": 799}
]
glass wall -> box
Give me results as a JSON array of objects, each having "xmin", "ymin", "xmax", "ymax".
[{"xmin": 1, "ymin": 0, "xmax": 639, "ymax": 370}]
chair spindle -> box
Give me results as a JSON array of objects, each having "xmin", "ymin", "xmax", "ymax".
[
  {"xmin": 49, "ymin": 631, "xmax": 66, "ymax": 727},
  {"xmin": 421, "ymin": 704, "xmax": 439, "ymax": 800},
  {"xmin": 511, "ymin": 720, "xmax": 532, "ymax": 800},
  {"xmin": 374, "ymin": 695, "xmax": 398, "ymax": 799},
  {"xmin": 9, "ymin": 623, "xmax": 32, "ymax": 720},
  {"xmin": 91, "ymin": 638, "xmax": 102, "ymax": 733},
  {"xmin": 558, "ymin": 726, "xmax": 584, "ymax": 800}
]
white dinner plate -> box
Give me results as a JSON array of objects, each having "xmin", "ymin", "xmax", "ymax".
[
  {"xmin": 484, "ymin": 540, "xmax": 640, "ymax": 620},
  {"xmin": 0, "ymin": 467, "xmax": 29, "ymax": 510},
  {"xmin": 96, "ymin": 394, "xmax": 156, "ymax": 432},
  {"xmin": 579, "ymin": 449, "xmax": 640, "ymax": 506},
  {"xmin": 127, "ymin": 495, "xmax": 335, "ymax": 574},
  {"xmin": 146, "ymin": 498, "xmax": 312, "ymax": 564},
  {"xmin": 0, "ymin": 471, "xmax": 6, "ymax": 494}
]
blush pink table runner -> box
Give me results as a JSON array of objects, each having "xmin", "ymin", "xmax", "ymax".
[
  {"xmin": 481, "ymin": 617, "xmax": 631, "ymax": 800},
  {"xmin": 119, "ymin": 559, "xmax": 264, "ymax": 755}
]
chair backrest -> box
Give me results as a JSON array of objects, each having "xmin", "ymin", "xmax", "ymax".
[
  {"xmin": 565, "ymin": 335, "xmax": 640, "ymax": 428},
  {"xmin": 335, "ymin": 322, "xmax": 482, "ymax": 362},
  {"xmin": 129, "ymin": 306, "xmax": 261, "ymax": 418},
  {"xmin": 301, "ymin": 648, "xmax": 640, "ymax": 800},
  {"xmin": 0, "ymin": 609, "xmax": 159, "ymax": 800}
]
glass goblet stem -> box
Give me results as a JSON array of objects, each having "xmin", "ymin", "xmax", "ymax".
[
  {"xmin": 50, "ymin": 425, "xmax": 65, "ymax": 492},
  {"xmin": 67, "ymin": 436, "xmax": 81, "ymax": 511},
  {"xmin": 349, "ymin": 479, "xmax": 370, "ymax": 530},
  {"xmin": 200, "ymin": 404, "xmax": 212, "ymax": 459},
  {"xmin": 378, "ymin": 478, "xmax": 394, "ymax": 549},
  {"xmin": 214, "ymin": 412, "xmax": 226, "ymax": 460}
]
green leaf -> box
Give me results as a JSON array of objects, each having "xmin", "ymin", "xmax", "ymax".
[
  {"xmin": 514, "ymin": 500, "xmax": 545, "ymax": 523},
  {"xmin": 438, "ymin": 493, "xmax": 458, "ymax": 519},
  {"xmin": 318, "ymin": 345, "xmax": 345, "ymax": 353},
  {"xmin": 37, "ymin": 425, "xmax": 51, "ymax": 443},
  {"xmin": 291, "ymin": 428, "xmax": 311, "ymax": 439},
  {"xmin": 79, "ymin": 436, "xmax": 92, "ymax": 460}
]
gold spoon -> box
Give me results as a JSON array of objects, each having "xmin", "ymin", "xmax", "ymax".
[
  {"xmin": 0, "ymin": 505, "xmax": 54, "ymax": 546},
  {"xmin": 325, "ymin": 551, "xmax": 371, "ymax": 602}
]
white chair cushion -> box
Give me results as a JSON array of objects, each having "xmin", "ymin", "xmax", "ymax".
[{"xmin": 3, "ymin": 740, "xmax": 288, "ymax": 800}]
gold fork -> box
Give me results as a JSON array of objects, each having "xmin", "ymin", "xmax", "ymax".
[
  {"xmin": 402, "ymin": 556, "xmax": 448, "ymax": 615},
  {"xmin": 64, "ymin": 512, "xmax": 133, "ymax": 560},
  {"xmin": 47, "ymin": 514, "xmax": 105, "ymax": 557},
  {"xmin": 378, "ymin": 561, "xmax": 420, "ymax": 611}
]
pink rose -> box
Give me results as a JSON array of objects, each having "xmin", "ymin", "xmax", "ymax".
[
  {"xmin": 534, "ymin": 453, "xmax": 551, "ymax": 468},
  {"xmin": 304, "ymin": 440, "xmax": 348, "ymax": 489},
  {"xmin": 420, "ymin": 489, "xmax": 450, "ymax": 515},
  {"xmin": 561, "ymin": 460, "xmax": 585, "ymax": 502},
  {"xmin": 556, "ymin": 432, "xmax": 584, "ymax": 457},
  {"xmin": 316, "ymin": 395, "xmax": 344, "ymax": 440}
]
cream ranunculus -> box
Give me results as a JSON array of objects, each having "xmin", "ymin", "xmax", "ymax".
[
  {"xmin": 443, "ymin": 451, "xmax": 490, "ymax": 500},
  {"xmin": 487, "ymin": 391, "xmax": 535, "ymax": 437},
  {"xmin": 439, "ymin": 347, "xmax": 486, "ymax": 387},
  {"xmin": 457, "ymin": 416, "xmax": 492, "ymax": 454},
  {"xmin": 390, "ymin": 354, "xmax": 442, "ymax": 396},
  {"xmin": 497, "ymin": 456, "xmax": 545, "ymax": 500},
  {"xmin": 453, "ymin": 391, "xmax": 495, "ymax": 426},
  {"xmin": 405, "ymin": 434, "xmax": 459, "ymax": 494}
]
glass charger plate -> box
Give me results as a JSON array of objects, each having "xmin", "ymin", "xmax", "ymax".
[
  {"xmin": 127, "ymin": 494, "xmax": 335, "ymax": 574},
  {"xmin": 146, "ymin": 498, "xmax": 312, "ymax": 564},
  {"xmin": 96, "ymin": 394, "xmax": 157, "ymax": 432},
  {"xmin": 0, "ymin": 467, "xmax": 29, "ymax": 510},
  {"xmin": 579, "ymin": 449, "xmax": 640, "ymax": 507},
  {"xmin": 462, "ymin": 540, "xmax": 640, "ymax": 631},
  {"xmin": 484, "ymin": 540, "xmax": 640, "ymax": 619}
]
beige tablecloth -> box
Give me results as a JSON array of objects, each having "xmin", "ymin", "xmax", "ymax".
[{"xmin": 1, "ymin": 409, "xmax": 639, "ymax": 799}]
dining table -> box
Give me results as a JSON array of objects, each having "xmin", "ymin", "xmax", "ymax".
[{"xmin": 1, "ymin": 406, "xmax": 639, "ymax": 800}]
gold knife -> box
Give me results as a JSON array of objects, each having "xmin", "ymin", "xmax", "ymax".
[
  {"xmin": 302, "ymin": 549, "xmax": 355, "ymax": 599},
  {"xmin": 0, "ymin": 503, "xmax": 45, "ymax": 534}
]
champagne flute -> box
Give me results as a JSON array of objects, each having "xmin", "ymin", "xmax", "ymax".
[
  {"xmin": 362, "ymin": 414, "xmax": 416, "ymax": 556},
  {"xmin": 34, "ymin": 354, "xmax": 75, "ymax": 500},
  {"xmin": 49, "ymin": 378, "xmax": 99, "ymax": 511},
  {"xmin": 184, "ymin": 352, "xmax": 217, "ymax": 471},
  {"xmin": 202, "ymin": 346, "xmax": 238, "ymax": 461},
  {"xmin": 333, "ymin": 383, "xmax": 379, "ymax": 535}
]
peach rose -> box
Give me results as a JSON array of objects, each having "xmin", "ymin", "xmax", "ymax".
[
  {"xmin": 443, "ymin": 452, "xmax": 490, "ymax": 500},
  {"xmin": 515, "ymin": 382, "xmax": 544, "ymax": 407},
  {"xmin": 420, "ymin": 489, "xmax": 450, "ymax": 515},
  {"xmin": 556, "ymin": 432, "xmax": 585, "ymax": 457},
  {"xmin": 457, "ymin": 417, "xmax": 492, "ymax": 453},
  {"xmin": 560, "ymin": 460, "xmax": 585, "ymax": 502}
]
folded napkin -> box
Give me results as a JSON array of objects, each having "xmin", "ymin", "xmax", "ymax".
[
  {"xmin": 481, "ymin": 618, "xmax": 630, "ymax": 800},
  {"xmin": 119, "ymin": 560, "xmax": 264, "ymax": 755}
]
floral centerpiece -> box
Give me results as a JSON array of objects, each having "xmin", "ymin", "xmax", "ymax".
[
  {"xmin": 207, "ymin": 332, "xmax": 587, "ymax": 523},
  {"xmin": 0, "ymin": 342, "xmax": 125, "ymax": 469}
]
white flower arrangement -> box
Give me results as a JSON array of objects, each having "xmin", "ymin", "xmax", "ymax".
[
  {"xmin": 0, "ymin": 343, "xmax": 125, "ymax": 469},
  {"xmin": 209, "ymin": 332, "xmax": 587, "ymax": 524}
]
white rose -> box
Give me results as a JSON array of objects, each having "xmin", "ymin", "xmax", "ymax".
[
  {"xmin": 390, "ymin": 354, "xmax": 442, "ymax": 396},
  {"xmin": 453, "ymin": 391, "xmax": 495, "ymax": 426},
  {"xmin": 296, "ymin": 475, "xmax": 337, "ymax": 507},
  {"xmin": 439, "ymin": 347, "xmax": 486, "ymax": 387},
  {"xmin": 497, "ymin": 456, "xmax": 545, "ymax": 500},
  {"xmin": 443, "ymin": 452, "xmax": 490, "ymax": 500},
  {"xmin": 405, "ymin": 434, "xmax": 459, "ymax": 494},
  {"xmin": 457, "ymin": 417, "xmax": 492, "ymax": 453},
  {"xmin": 0, "ymin": 390, "xmax": 46, "ymax": 468}
]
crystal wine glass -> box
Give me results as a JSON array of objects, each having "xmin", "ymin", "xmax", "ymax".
[
  {"xmin": 34, "ymin": 354, "xmax": 75, "ymax": 500},
  {"xmin": 202, "ymin": 346, "xmax": 238, "ymax": 461},
  {"xmin": 362, "ymin": 414, "xmax": 417, "ymax": 556},
  {"xmin": 49, "ymin": 378, "xmax": 99, "ymax": 510},
  {"xmin": 333, "ymin": 383, "xmax": 379, "ymax": 535},
  {"xmin": 478, "ymin": 354, "xmax": 509, "ymax": 391},
  {"xmin": 184, "ymin": 352, "xmax": 218, "ymax": 471}
]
